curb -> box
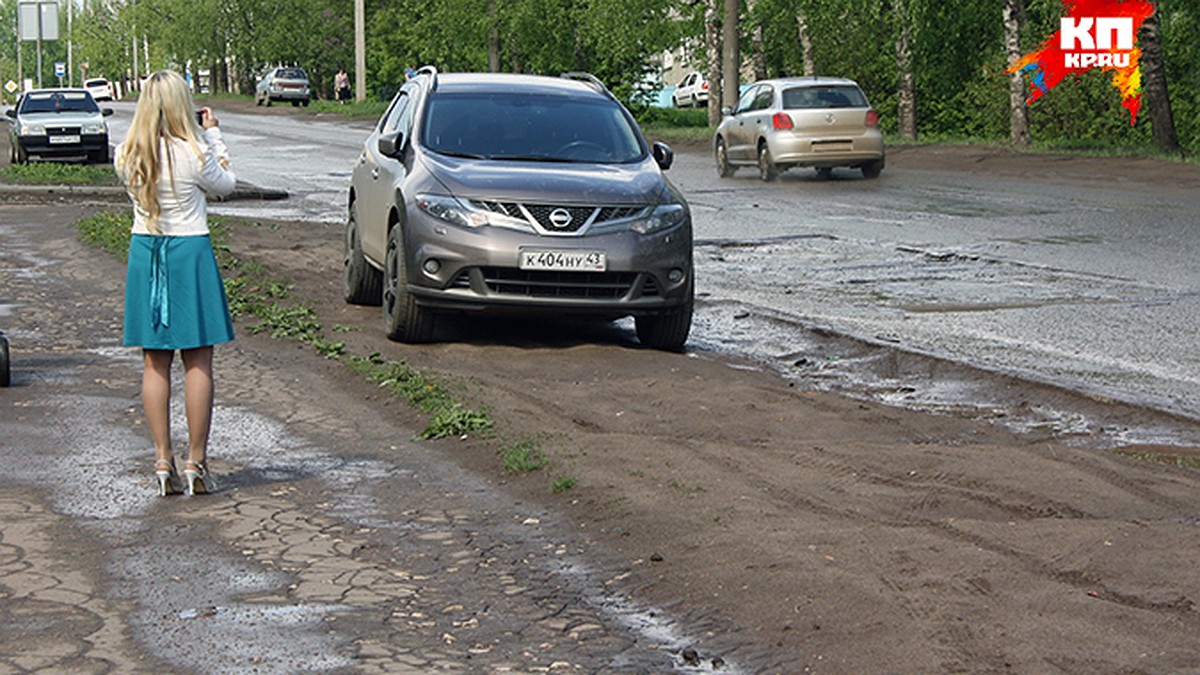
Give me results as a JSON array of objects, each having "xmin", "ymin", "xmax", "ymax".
[{"xmin": 0, "ymin": 180, "xmax": 288, "ymax": 202}]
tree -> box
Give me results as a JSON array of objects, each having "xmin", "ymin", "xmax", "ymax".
[
  {"xmin": 1139, "ymin": 6, "xmax": 1181, "ymax": 153},
  {"xmin": 1004, "ymin": 0, "xmax": 1030, "ymax": 146}
]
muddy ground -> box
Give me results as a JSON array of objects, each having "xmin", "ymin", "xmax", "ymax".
[{"xmin": 5, "ymin": 107, "xmax": 1200, "ymax": 671}]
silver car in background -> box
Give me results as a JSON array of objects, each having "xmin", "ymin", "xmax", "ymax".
[
  {"xmin": 255, "ymin": 66, "xmax": 312, "ymax": 107},
  {"xmin": 344, "ymin": 68, "xmax": 694, "ymax": 351},
  {"xmin": 714, "ymin": 77, "xmax": 885, "ymax": 180},
  {"xmin": 5, "ymin": 88, "xmax": 112, "ymax": 164}
]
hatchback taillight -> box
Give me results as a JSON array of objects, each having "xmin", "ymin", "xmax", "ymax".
[
  {"xmin": 772, "ymin": 113, "xmax": 794, "ymax": 130},
  {"xmin": 865, "ymin": 110, "xmax": 879, "ymax": 126}
]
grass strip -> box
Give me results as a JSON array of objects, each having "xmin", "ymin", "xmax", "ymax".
[{"xmin": 72, "ymin": 211, "xmax": 572, "ymax": 485}]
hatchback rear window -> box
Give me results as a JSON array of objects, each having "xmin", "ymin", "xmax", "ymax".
[
  {"xmin": 20, "ymin": 92, "xmax": 99, "ymax": 114},
  {"xmin": 782, "ymin": 86, "xmax": 868, "ymax": 109},
  {"xmin": 421, "ymin": 92, "xmax": 645, "ymax": 164},
  {"xmin": 277, "ymin": 68, "xmax": 308, "ymax": 80}
]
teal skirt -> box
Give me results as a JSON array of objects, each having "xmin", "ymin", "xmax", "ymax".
[{"xmin": 123, "ymin": 234, "xmax": 234, "ymax": 350}]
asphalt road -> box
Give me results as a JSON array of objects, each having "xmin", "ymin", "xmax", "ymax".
[{"xmin": 103, "ymin": 101, "xmax": 1200, "ymax": 442}]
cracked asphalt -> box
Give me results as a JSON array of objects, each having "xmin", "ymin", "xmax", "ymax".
[{"xmin": 0, "ymin": 202, "xmax": 735, "ymax": 673}]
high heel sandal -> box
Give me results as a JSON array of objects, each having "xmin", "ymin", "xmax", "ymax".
[
  {"xmin": 184, "ymin": 459, "xmax": 216, "ymax": 496},
  {"xmin": 155, "ymin": 458, "xmax": 181, "ymax": 497}
]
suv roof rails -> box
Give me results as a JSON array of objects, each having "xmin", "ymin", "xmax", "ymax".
[
  {"xmin": 413, "ymin": 65, "xmax": 438, "ymax": 91},
  {"xmin": 559, "ymin": 72, "xmax": 617, "ymax": 102}
]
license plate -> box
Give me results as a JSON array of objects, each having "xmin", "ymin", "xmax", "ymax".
[
  {"xmin": 49, "ymin": 135, "xmax": 81, "ymax": 145},
  {"xmin": 519, "ymin": 249, "xmax": 606, "ymax": 272}
]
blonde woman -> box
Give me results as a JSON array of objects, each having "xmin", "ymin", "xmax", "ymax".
[{"xmin": 115, "ymin": 70, "xmax": 236, "ymax": 496}]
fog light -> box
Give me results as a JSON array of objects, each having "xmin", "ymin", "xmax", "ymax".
[
  {"xmin": 423, "ymin": 259, "xmax": 441, "ymax": 275},
  {"xmin": 667, "ymin": 268, "xmax": 685, "ymax": 283}
]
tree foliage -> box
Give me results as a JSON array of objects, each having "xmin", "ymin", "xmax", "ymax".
[{"xmin": 0, "ymin": 0, "xmax": 1196, "ymax": 152}]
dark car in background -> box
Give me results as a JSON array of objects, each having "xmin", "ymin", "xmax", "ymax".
[
  {"xmin": 344, "ymin": 68, "xmax": 694, "ymax": 351},
  {"xmin": 714, "ymin": 77, "xmax": 885, "ymax": 180},
  {"xmin": 5, "ymin": 88, "xmax": 113, "ymax": 164},
  {"xmin": 255, "ymin": 66, "xmax": 312, "ymax": 107}
]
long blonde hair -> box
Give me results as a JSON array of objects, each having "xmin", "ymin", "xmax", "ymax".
[{"xmin": 115, "ymin": 70, "xmax": 204, "ymax": 233}]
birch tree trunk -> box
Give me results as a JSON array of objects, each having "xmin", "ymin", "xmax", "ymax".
[
  {"xmin": 797, "ymin": 11, "xmax": 815, "ymax": 76},
  {"xmin": 1003, "ymin": 0, "xmax": 1030, "ymax": 146},
  {"xmin": 894, "ymin": 1, "xmax": 917, "ymax": 140},
  {"xmin": 488, "ymin": 0, "xmax": 501, "ymax": 73},
  {"xmin": 1139, "ymin": 8, "xmax": 1181, "ymax": 153},
  {"xmin": 706, "ymin": 0, "xmax": 723, "ymax": 126}
]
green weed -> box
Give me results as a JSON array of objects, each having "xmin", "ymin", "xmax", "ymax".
[
  {"xmin": 501, "ymin": 437, "xmax": 548, "ymax": 474},
  {"xmin": 551, "ymin": 474, "xmax": 578, "ymax": 493}
]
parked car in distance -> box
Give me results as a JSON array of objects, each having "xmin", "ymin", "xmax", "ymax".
[
  {"xmin": 5, "ymin": 88, "xmax": 113, "ymax": 164},
  {"xmin": 345, "ymin": 68, "xmax": 694, "ymax": 351},
  {"xmin": 255, "ymin": 66, "xmax": 311, "ymax": 107},
  {"xmin": 83, "ymin": 77, "xmax": 114, "ymax": 101},
  {"xmin": 713, "ymin": 77, "xmax": 884, "ymax": 180},
  {"xmin": 672, "ymin": 71, "xmax": 708, "ymax": 108}
]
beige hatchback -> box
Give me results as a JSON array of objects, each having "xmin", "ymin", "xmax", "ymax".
[{"xmin": 714, "ymin": 77, "xmax": 884, "ymax": 180}]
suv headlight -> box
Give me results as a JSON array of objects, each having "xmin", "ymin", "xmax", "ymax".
[
  {"xmin": 631, "ymin": 203, "xmax": 686, "ymax": 235},
  {"xmin": 416, "ymin": 194, "xmax": 531, "ymax": 232}
]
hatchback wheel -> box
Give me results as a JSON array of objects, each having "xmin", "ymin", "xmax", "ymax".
[
  {"xmin": 343, "ymin": 206, "xmax": 383, "ymax": 306},
  {"xmin": 635, "ymin": 280, "xmax": 693, "ymax": 352},
  {"xmin": 0, "ymin": 334, "xmax": 10, "ymax": 387},
  {"xmin": 861, "ymin": 158, "xmax": 884, "ymax": 179},
  {"xmin": 757, "ymin": 143, "xmax": 778, "ymax": 182},
  {"xmin": 715, "ymin": 138, "xmax": 735, "ymax": 178},
  {"xmin": 383, "ymin": 226, "xmax": 434, "ymax": 342}
]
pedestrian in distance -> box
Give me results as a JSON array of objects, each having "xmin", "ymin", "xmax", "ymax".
[
  {"xmin": 114, "ymin": 69, "xmax": 236, "ymax": 497},
  {"xmin": 335, "ymin": 68, "xmax": 351, "ymax": 104}
]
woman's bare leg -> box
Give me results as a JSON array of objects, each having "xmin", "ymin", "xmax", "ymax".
[
  {"xmin": 181, "ymin": 346, "xmax": 215, "ymax": 465},
  {"xmin": 142, "ymin": 349, "xmax": 175, "ymax": 463}
]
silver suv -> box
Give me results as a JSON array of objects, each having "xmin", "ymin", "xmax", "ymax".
[{"xmin": 344, "ymin": 68, "xmax": 693, "ymax": 350}]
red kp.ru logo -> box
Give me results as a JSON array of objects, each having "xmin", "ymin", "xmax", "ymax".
[{"xmin": 1006, "ymin": 0, "xmax": 1155, "ymax": 124}]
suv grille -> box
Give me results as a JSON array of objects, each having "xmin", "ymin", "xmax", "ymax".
[
  {"xmin": 472, "ymin": 201, "xmax": 646, "ymax": 234},
  {"xmin": 481, "ymin": 268, "xmax": 640, "ymax": 299}
]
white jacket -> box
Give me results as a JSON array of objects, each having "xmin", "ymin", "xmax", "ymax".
[{"xmin": 118, "ymin": 127, "xmax": 237, "ymax": 236}]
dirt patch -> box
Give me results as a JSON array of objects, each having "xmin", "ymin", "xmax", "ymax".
[
  {"xmin": 218, "ymin": 206, "xmax": 1200, "ymax": 671},
  {"xmin": 6, "ymin": 109, "xmax": 1200, "ymax": 671}
]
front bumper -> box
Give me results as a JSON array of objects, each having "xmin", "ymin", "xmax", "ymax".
[
  {"xmin": 17, "ymin": 133, "xmax": 109, "ymax": 158},
  {"xmin": 401, "ymin": 213, "xmax": 693, "ymax": 317}
]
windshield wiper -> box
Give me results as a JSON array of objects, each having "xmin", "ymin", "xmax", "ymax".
[{"xmin": 434, "ymin": 150, "xmax": 488, "ymax": 159}]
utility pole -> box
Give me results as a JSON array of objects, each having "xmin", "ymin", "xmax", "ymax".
[
  {"xmin": 67, "ymin": 0, "xmax": 73, "ymax": 86},
  {"xmin": 354, "ymin": 0, "xmax": 366, "ymax": 101},
  {"xmin": 721, "ymin": 0, "xmax": 739, "ymax": 110}
]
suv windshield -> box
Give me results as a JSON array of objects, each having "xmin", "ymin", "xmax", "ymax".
[
  {"xmin": 20, "ymin": 92, "xmax": 99, "ymax": 114},
  {"xmin": 421, "ymin": 92, "xmax": 644, "ymax": 164},
  {"xmin": 782, "ymin": 86, "xmax": 868, "ymax": 109}
]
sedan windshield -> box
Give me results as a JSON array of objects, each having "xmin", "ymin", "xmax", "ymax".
[
  {"xmin": 20, "ymin": 92, "xmax": 99, "ymax": 114},
  {"xmin": 422, "ymin": 92, "xmax": 645, "ymax": 164}
]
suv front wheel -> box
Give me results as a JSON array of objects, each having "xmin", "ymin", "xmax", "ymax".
[
  {"xmin": 634, "ymin": 279, "xmax": 693, "ymax": 352},
  {"xmin": 383, "ymin": 225, "xmax": 434, "ymax": 342}
]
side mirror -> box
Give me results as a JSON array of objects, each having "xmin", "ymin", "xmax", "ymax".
[
  {"xmin": 721, "ymin": 107, "xmax": 733, "ymax": 116},
  {"xmin": 378, "ymin": 130, "xmax": 406, "ymax": 158},
  {"xmin": 652, "ymin": 142, "xmax": 673, "ymax": 171},
  {"xmin": 101, "ymin": 108, "xmax": 114, "ymax": 117},
  {"xmin": 4, "ymin": 109, "xmax": 16, "ymax": 119}
]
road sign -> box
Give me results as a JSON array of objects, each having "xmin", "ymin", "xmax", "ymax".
[
  {"xmin": 55, "ymin": 62, "xmax": 66, "ymax": 78},
  {"xmin": 4, "ymin": 81, "xmax": 17, "ymax": 94}
]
